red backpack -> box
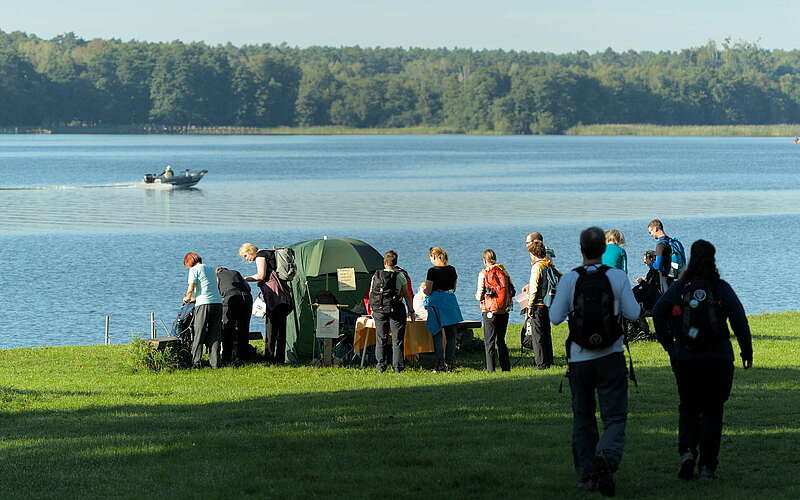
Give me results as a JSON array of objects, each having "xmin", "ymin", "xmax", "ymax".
[{"xmin": 481, "ymin": 266, "xmax": 515, "ymax": 313}]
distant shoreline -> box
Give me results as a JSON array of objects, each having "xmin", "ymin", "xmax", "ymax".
[{"xmin": 2, "ymin": 124, "xmax": 800, "ymax": 137}]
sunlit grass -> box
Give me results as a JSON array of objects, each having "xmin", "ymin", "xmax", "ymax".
[{"xmin": 0, "ymin": 314, "xmax": 797, "ymax": 498}]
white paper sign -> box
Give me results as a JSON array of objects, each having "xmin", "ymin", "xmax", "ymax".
[
  {"xmin": 337, "ymin": 267, "xmax": 356, "ymax": 291},
  {"xmin": 316, "ymin": 304, "xmax": 340, "ymax": 338}
]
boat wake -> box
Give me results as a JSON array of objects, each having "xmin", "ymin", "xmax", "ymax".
[{"xmin": 0, "ymin": 183, "xmax": 138, "ymax": 191}]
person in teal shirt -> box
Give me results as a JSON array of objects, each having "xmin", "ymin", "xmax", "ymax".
[{"xmin": 602, "ymin": 229, "xmax": 628, "ymax": 273}]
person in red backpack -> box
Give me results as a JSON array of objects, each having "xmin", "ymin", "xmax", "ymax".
[
  {"xmin": 475, "ymin": 249, "xmax": 515, "ymax": 373},
  {"xmin": 527, "ymin": 240, "xmax": 558, "ymax": 369}
]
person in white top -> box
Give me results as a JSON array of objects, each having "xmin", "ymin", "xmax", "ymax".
[{"xmin": 549, "ymin": 227, "xmax": 640, "ymax": 497}]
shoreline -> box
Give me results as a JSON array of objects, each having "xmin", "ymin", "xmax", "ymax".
[
  {"xmin": 0, "ymin": 310, "xmax": 793, "ymax": 352},
  {"xmin": 3, "ymin": 123, "xmax": 800, "ymax": 137}
]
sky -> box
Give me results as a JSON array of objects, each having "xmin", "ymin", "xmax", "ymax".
[{"xmin": 2, "ymin": 1, "xmax": 800, "ymax": 53}]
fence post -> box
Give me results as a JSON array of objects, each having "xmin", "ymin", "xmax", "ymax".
[
  {"xmin": 150, "ymin": 312, "xmax": 156, "ymax": 339},
  {"xmin": 104, "ymin": 315, "xmax": 110, "ymax": 345}
]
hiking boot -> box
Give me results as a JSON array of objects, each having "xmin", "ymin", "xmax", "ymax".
[
  {"xmin": 678, "ymin": 452, "xmax": 696, "ymax": 480},
  {"xmin": 698, "ymin": 466, "xmax": 716, "ymax": 480},
  {"xmin": 591, "ymin": 454, "xmax": 615, "ymax": 497},
  {"xmin": 577, "ymin": 479, "xmax": 597, "ymax": 492}
]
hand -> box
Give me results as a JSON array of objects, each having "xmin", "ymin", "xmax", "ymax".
[{"xmin": 742, "ymin": 354, "xmax": 753, "ymax": 369}]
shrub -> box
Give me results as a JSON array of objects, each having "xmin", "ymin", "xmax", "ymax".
[{"xmin": 128, "ymin": 338, "xmax": 190, "ymax": 372}]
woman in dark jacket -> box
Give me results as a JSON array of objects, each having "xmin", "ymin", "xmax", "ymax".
[
  {"xmin": 652, "ymin": 240, "xmax": 753, "ymax": 481},
  {"xmin": 239, "ymin": 243, "xmax": 292, "ymax": 364}
]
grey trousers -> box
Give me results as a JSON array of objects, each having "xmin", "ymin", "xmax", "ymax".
[
  {"xmin": 192, "ymin": 303, "xmax": 222, "ymax": 368},
  {"xmin": 569, "ymin": 351, "xmax": 628, "ymax": 480}
]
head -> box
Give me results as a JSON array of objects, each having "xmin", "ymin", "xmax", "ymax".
[
  {"xmin": 679, "ymin": 239, "xmax": 720, "ymax": 284},
  {"xmin": 238, "ymin": 242, "xmax": 258, "ymax": 262},
  {"xmin": 183, "ymin": 252, "xmax": 202, "ymax": 268},
  {"xmin": 529, "ymin": 240, "xmax": 546, "ymax": 259},
  {"xmin": 642, "ymin": 250, "xmax": 656, "ymax": 265},
  {"xmin": 525, "ymin": 232, "xmax": 543, "ymax": 252},
  {"xmin": 580, "ymin": 227, "xmax": 606, "ymax": 260},
  {"xmin": 647, "ymin": 219, "xmax": 665, "ymax": 239},
  {"xmin": 605, "ymin": 229, "xmax": 625, "ymax": 247},
  {"xmin": 482, "ymin": 249, "xmax": 497, "ymax": 266},
  {"xmin": 429, "ymin": 246, "xmax": 448, "ymax": 265},
  {"xmin": 383, "ymin": 250, "xmax": 398, "ymax": 268}
]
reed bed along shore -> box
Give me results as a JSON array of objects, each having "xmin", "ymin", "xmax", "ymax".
[
  {"xmin": 0, "ymin": 312, "xmax": 797, "ymax": 499},
  {"xmin": 564, "ymin": 123, "xmax": 800, "ymax": 137}
]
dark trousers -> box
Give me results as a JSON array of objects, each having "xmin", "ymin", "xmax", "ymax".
[
  {"xmin": 267, "ymin": 303, "xmax": 291, "ymax": 364},
  {"xmin": 672, "ymin": 359, "xmax": 734, "ymax": 472},
  {"xmin": 192, "ymin": 303, "xmax": 222, "ymax": 369},
  {"xmin": 432, "ymin": 324, "xmax": 457, "ymax": 369},
  {"xmin": 482, "ymin": 312, "xmax": 510, "ymax": 372},
  {"xmin": 222, "ymin": 295, "xmax": 252, "ymax": 363},
  {"xmin": 373, "ymin": 308, "xmax": 407, "ymax": 372},
  {"xmin": 569, "ymin": 352, "xmax": 628, "ymax": 481},
  {"xmin": 531, "ymin": 305, "xmax": 554, "ymax": 369}
]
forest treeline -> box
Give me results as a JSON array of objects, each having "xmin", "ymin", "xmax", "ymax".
[{"xmin": 3, "ymin": 31, "xmax": 800, "ymax": 134}]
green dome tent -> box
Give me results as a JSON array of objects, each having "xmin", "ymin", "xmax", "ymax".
[{"xmin": 285, "ymin": 237, "xmax": 383, "ymax": 363}]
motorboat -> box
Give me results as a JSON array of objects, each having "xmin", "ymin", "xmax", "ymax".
[{"xmin": 143, "ymin": 167, "xmax": 207, "ymax": 189}]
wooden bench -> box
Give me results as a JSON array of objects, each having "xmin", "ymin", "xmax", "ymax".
[{"xmin": 144, "ymin": 331, "xmax": 263, "ymax": 350}]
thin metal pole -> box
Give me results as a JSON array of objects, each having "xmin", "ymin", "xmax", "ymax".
[
  {"xmin": 150, "ymin": 312, "xmax": 156, "ymax": 339},
  {"xmin": 104, "ymin": 315, "xmax": 110, "ymax": 345}
]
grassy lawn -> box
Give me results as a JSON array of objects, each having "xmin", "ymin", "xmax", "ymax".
[{"xmin": 0, "ymin": 313, "xmax": 798, "ymax": 499}]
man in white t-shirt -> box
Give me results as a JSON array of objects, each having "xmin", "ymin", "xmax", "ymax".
[{"xmin": 549, "ymin": 227, "xmax": 640, "ymax": 497}]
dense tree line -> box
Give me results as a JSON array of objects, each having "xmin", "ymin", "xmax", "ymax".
[{"xmin": 2, "ymin": 31, "xmax": 800, "ymax": 133}]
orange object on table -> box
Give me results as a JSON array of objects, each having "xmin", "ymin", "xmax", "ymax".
[{"xmin": 354, "ymin": 316, "xmax": 443, "ymax": 358}]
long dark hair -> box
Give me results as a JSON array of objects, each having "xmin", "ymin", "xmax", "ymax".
[{"xmin": 678, "ymin": 239, "xmax": 720, "ymax": 285}]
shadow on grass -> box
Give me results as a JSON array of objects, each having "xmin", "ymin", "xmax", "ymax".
[{"xmin": 0, "ymin": 365, "xmax": 798, "ymax": 500}]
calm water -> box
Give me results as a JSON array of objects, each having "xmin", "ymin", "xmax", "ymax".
[{"xmin": 0, "ymin": 135, "xmax": 797, "ymax": 348}]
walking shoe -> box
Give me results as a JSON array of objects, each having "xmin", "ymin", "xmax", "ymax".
[
  {"xmin": 577, "ymin": 479, "xmax": 597, "ymax": 492},
  {"xmin": 698, "ymin": 466, "xmax": 716, "ymax": 480},
  {"xmin": 591, "ymin": 454, "xmax": 616, "ymax": 497},
  {"xmin": 678, "ymin": 452, "xmax": 696, "ymax": 480}
]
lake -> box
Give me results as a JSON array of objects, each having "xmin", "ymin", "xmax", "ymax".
[{"xmin": 0, "ymin": 134, "xmax": 797, "ymax": 349}]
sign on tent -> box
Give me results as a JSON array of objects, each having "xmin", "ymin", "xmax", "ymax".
[{"xmin": 337, "ymin": 267, "xmax": 357, "ymax": 291}]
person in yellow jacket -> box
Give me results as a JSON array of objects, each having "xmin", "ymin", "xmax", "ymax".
[{"xmin": 527, "ymin": 240, "xmax": 557, "ymax": 369}]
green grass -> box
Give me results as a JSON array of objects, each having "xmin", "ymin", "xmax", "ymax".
[
  {"xmin": 564, "ymin": 123, "xmax": 800, "ymax": 137},
  {"xmin": 1, "ymin": 313, "xmax": 798, "ymax": 499}
]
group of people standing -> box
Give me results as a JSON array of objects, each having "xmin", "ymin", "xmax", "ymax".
[
  {"xmin": 468, "ymin": 221, "xmax": 752, "ymax": 496},
  {"xmin": 182, "ymin": 222, "xmax": 753, "ymax": 496},
  {"xmin": 180, "ymin": 243, "xmax": 292, "ymax": 369}
]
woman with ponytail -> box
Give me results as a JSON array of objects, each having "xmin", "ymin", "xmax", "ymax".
[{"xmin": 652, "ymin": 240, "xmax": 753, "ymax": 481}]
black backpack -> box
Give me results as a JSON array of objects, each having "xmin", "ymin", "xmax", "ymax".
[
  {"xmin": 370, "ymin": 270, "xmax": 400, "ymax": 314},
  {"xmin": 567, "ymin": 265, "xmax": 623, "ymax": 350},
  {"xmin": 678, "ymin": 280, "xmax": 727, "ymax": 348}
]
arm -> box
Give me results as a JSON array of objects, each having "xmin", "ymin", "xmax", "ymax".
[
  {"xmin": 183, "ymin": 282, "xmax": 196, "ymax": 303},
  {"xmin": 245, "ymin": 256, "xmax": 268, "ymax": 282},
  {"xmin": 528, "ymin": 263, "xmax": 542, "ymax": 309},
  {"xmin": 720, "ymin": 282, "xmax": 753, "ymax": 368},
  {"xmin": 617, "ymin": 274, "xmax": 640, "ymax": 320},
  {"xmin": 475, "ymin": 270, "xmax": 485, "ymax": 301},
  {"xmin": 652, "ymin": 284, "xmax": 680, "ymax": 353},
  {"xmin": 548, "ymin": 272, "xmax": 574, "ymax": 325}
]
